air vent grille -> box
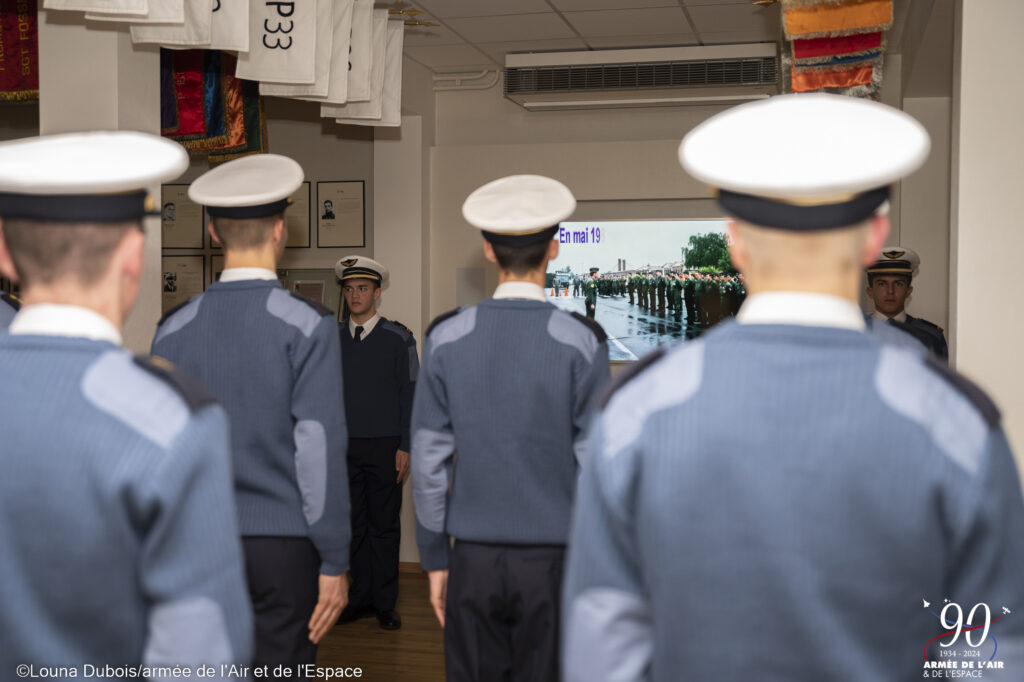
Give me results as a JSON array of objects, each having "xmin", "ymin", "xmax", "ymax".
[{"xmin": 505, "ymin": 56, "xmax": 777, "ymax": 95}]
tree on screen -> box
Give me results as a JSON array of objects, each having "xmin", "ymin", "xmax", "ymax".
[{"xmin": 682, "ymin": 232, "xmax": 733, "ymax": 272}]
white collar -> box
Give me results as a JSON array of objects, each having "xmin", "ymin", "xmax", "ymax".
[
  {"xmin": 349, "ymin": 312, "xmax": 381, "ymax": 339},
  {"xmin": 219, "ymin": 267, "xmax": 278, "ymax": 283},
  {"xmin": 9, "ymin": 304, "xmax": 123, "ymax": 345},
  {"xmin": 872, "ymin": 310, "xmax": 907, "ymax": 324},
  {"xmin": 737, "ymin": 292, "xmax": 866, "ymax": 331},
  {"xmin": 493, "ymin": 281, "xmax": 547, "ymax": 303}
]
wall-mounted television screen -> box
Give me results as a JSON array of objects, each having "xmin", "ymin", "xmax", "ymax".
[{"xmin": 545, "ymin": 219, "xmax": 745, "ymax": 361}]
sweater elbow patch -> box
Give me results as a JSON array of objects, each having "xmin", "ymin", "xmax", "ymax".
[
  {"xmin": 142, "ymin": 597, "xmax": 234, "ymax": 667},
  {"xmin": 294, "ymin": 420, "xmax": 328, "ymax": 525},
  {"xmin": 411, "ymin": 428, "xmax": 454, "ymax": 533}
]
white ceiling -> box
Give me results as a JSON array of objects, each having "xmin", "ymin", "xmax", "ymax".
[{"xmin": 398, "ymin": 0, "xmax": 914, "ymax": 73}]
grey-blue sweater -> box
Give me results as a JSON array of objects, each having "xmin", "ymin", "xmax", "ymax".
[
  {"xmin": 563, "ymin": 321, "xmax": 1024, "ymax": 682},
  {"xmin": 153, "ymin": 279, "xmax": 350, "ymax": 575},
  {"xmin": 0, "ymin": 292, "xmax": 18, "ymax": 328},
  {"xmin": 411, "ymin": 298, "xmax": 611, "ymax": 571},
  {"xmin": 0, "ymin": 335, "xmax": 252, "ymax": 670}
]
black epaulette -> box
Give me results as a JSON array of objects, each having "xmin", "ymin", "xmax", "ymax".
[
  {"xmin": 288, "ymin": 292, "xmax": 334, "ymax": 318},
  {"xmin": 598, "ymin": 347, "xmax": 667, "ymax": 409},
  {"xmin": 923, "ymin": 354, "xmax": 1000, "ymax": 428},
  {"xmin": 569, "ymin": 311, "xmax": 608, "ymax": 343},
  {"xmin": 426, "ymin": 308, "xmax": 460, "ymax": 337},
  {"xmin": 1, "ymin": 291, "xmax": 21, "ymax": 310},
  {"xmin": 157, "ymin": 296, "xmax": 195, "ymax": 326},
  {"xmin": 911, "ymin": 316, "xmax": 945, "ymax": 334},
  {"xmin": 381, "ymin": 318, "xmax": 414, "ymax": 341},
  {"xmin": 133, "ymin": 355, "xmax": 218, "ymax": 413}
]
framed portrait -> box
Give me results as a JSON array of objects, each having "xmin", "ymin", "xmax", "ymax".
[
  {"xmin": 316, "ymin": 181, "xmax": 365, "ymax": 248},
  {"xmin": 286, "ymin": 181, "xmax": 311, "ymax": 248},
  {"xmin": 160, "ymin": 184, "xmax": 204, "ymax": 249},
  {"xmin": 161, "ymin": 255, "xmax": 205, "ymax": 314}
]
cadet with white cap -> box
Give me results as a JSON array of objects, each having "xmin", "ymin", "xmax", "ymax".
[
  {"xmin": 0, "ymin": 289, "xmax": 17, "ymax": 328},
  {"xmin": 333, "ymin": 255, "xmax": 418, "ymax": 631},
  {"xmin": 0, "ymin": 132, "xmax": 252, "ymax": 672},
  {"xmin": 411, "ymin": 174, "xmax": 610, "ymax": 681},
  {"xmin": 151, "ymin": 154, "xmax": 350, "ymax": 676},
  {"xmin": 563, "ymin": 94, "xmax": 1024, "ymax": 682},
  {"xmin": 865, "ymin": 245, "xmax": 948, "ymax": 359}
]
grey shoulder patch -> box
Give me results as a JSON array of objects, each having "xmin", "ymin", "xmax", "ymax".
[
  {"xmin": 381, "ymin": 318, "xmax": 413, "ymax": 342},
  {"xmin": 866, "ymin": 317, "xmax": 927, "ymax": 354},
  {"xmin": 924, "ymin": 354, "xmax": 1000, "ymax": 428},
  {"xmin": 427, "ymin": 306, "xmax": 476, "ymax": 353},
  {"xmin": 601, "ymin": 342, "xmax": 705, "ymax": 461},
  {"xmin": 267, "ymin": 288, "xmax": 323, "ymax": 338},
  {"xmin": 289, "ymin": 291, "xmax": 334, "ymax": 318},
  {"xmin": 82, "ymin": 350, "xmax": 191, "ymax": 450},
  {"xmin": 548, "ymin": 310, "xmax": 600, "ymax": 363},
  {"xmin": 570, "ymin": 311, "xmax": 608, "ymax": 343},
  {"xmin": 133, "ymin": 355, "xmax": 216, "ymax": 413},
  {"xmin": 875, "ymin": 347, "xmax": 991, "ymax": 474},
  {"xmin": 425, "ymin": 307, "xmax": 461, "ymax": 337},
  {"xmin": 143, "ymin": 596, "xmax": 233, "ymax": 667},
  {"xmin": 598, "ymin": 347, "xmax": 667, "ymax": 409},
  {"xmin": 153, "ymin": 295, "xmax": 202, "ymax": 345}
]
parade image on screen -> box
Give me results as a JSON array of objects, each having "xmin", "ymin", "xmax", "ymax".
[{"xmin": 545, "ymin": 220, "xmax": 746, "ymax": 362}]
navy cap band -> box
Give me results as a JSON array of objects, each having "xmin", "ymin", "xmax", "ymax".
[
  {"xmin": 718, "ymin": 186, "xmax": 889, "ymax": 231},
  {"xmin": 482, "ymin": 225, "xmax": 559, "ymax": 247},
  {"xmin": 0, "ymin": 191, "xmax": 149, "ymax": 223},
  {"xmin": 340, "ymin": 267, "xmax": 382, "ymax": 282},
  {"xmin": 206, "ymin": 199, "xmax": 290, "ymax": 219}
]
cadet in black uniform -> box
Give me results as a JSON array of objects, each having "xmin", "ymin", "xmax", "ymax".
[
  {"xmin": 335, "ymin": 256, "xmax": 418, "ymax": 631},
  {"xmin": 865, "ymin": 246, "xmax": 948, "ymax": 359}
]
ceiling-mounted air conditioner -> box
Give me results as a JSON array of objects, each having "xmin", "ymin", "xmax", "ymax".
[{"xmin": 504, "ymin": 43, "xmax": 779, "ymax": 111}]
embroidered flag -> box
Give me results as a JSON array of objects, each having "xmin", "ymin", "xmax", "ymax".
[
  {"xmin": 783, "ymin": 0, "xmax": 892, "ymax": 40},
  {"xmin": 0, "ymin": 0, "xmax": 39, "ymax": 102},
  {"xmin": 260, "ymin": 0, "xmax": 336, "ymax": 99},
  {"xmin": 335, "ymin": 17, "xmax": 403, "ymax": 127},
  {"xmin": 202, "ymin": 53, "xmax": 248, "ymax": 154},
  {"xmin": 792, "ymin": 31, "xmax": 882, "ymax": 60},
  {"xmin": 321, "ymin": 9, "xmax": 386, "ymax": 120},
  {"xmin": 86, "ymin": 0, "xmax": 182, "ymax": 23},
  {"xmin": 236, "ymin": 0, "xmax": 317, "ymax": 84},
  {"xmin": 131, "ymin": 0, "xmax": 211, "ymax": 47},
  {"xmin": 793, "ymin": 50, "xmax": 880, "ymax": 72},
  {"xmin": 790, "ymin": 64, "xmax": 873, "ymax": 92},
  {"xmin": 44, "ymin": 0, "xmax": 146, "ymax": 14},
  {"xmin": 166, "ymin": 49, "xmax": 206, "ymax": 139},
  {"xmin": 209, "ymin": 78, "xmax": 266, "ymax": 164},
  {"xmin": 345, "ymin": 0, "xmax": 373, "ymax": 102},
  {"xmin": 160, "ymin": 48, "xmax": 179, "ymax": 133}
]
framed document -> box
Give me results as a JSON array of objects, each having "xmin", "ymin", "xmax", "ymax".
[
  {"xmin": 161, "ymin": 184, "xmax": 204, "ymax": 249},
  {"xmin": 317, "ymin": 181, "xmax": 365, "ymax": 248},
  {"xmin": 286, "ymin": 182, "xmax": 311, "ymax": 248},
  {"xmin": 161, "ymin": 255, "xmax": 205, "ymax": 313},
  {"xmin": 278, "ymin": 268, "xmax": 342, "ymax": 319},
  {"xmin": 211, "ymin": 255, "xmax": 226, "ymax": 283}
]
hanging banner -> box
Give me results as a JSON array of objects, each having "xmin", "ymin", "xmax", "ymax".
[
  {"xmin": 236, "ymin": 0, "xmax": 317, "ymax": 84},
  {"xmin": 131, "ymin": 0, "xmax": 212, "ymax": 48},
  {"xmin": 260, "ymin": 0, "xmax": 335, "ymax": 98},
  {"xmin": 301, "ymin": 0, "xmax": 353, "ymax": 103},
  {"xmin": 208, "ymin": 78, "xmax": 266, "ymax": 164},
  {"xmin": 321, "ymin": 9, "xmax": 385, "ymax": 121},
  {"xmin": 44, "ymin": 0, "xmax": 145, "ymax": 14},
  {"xmin": 0, "ymin": 0, "xmax": 39, "ymax": 101},
  {"xmin": 166, "ymin": 49, "xmax": 206, "ymax": 139},
  {"xmin": 86, "ymin": 0, "xmax": 182, "ymax": 24},
  {"xmin": 345, "ymin": 0, "xmax": 373, "ymax": 102},
  {"xmin": 335, "ymin": 18, "xmax": 403, "ymax": 127},
  {"xmin": 783, "ymin": 0, "xmax": 892, "ymax": 40},
  {"xmin": 200, "ymin": 53, "xmax": 248, "ymax": 154},
  {"xmin": 790, "ymin": 64, "xmax": 873, "ymax": 92},
  {"xmin": 210, "ymin": 0, "xmax": 248, "ymax": 52}
]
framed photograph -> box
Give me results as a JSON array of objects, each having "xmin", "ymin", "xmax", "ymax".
[
  {"xmin": 161, "ymin": 255, "xmax": 205, "ymax": 314},
  {"xmin": 278, "ymin": 268, "xmax": 343, "ymax": 319},
  {"xmin": 161, "ymin": 184, "xmax": 204, "ymax": 249},
  {"xmin": 316, "ymin": 181, "xmax": 365, "ymax": 248},
  {"xmin": 286, "ymin": 181, "xmax": 311, "ymax": 248},
  {"xmin": 211, "ymin": 255, "xmax": 225, "ymax": 283}
]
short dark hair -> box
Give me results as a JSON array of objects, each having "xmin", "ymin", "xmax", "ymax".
[
  {"xmin": 488, "ymin": 239, "xmax": 550, "ymax": 275},
  {"xmin": 1, "ymin": 219, "xmax": 137, "ymax": 288},
  {"xmin": 867, "ymin": 272, "xmax": 912, "ymax": 287},
  {"xmin": 210, "ymin": 213, "xmax": 281, "ymax": 250}
]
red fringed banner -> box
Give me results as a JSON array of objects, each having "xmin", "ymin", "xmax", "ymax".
[
  {"xmin": 793, "ymin": 32, "xmax": 882, "ymax": 60},
  {"xmin": 168, "ymin": 50, "xmax": 206, "ymax": 140},
  {"xmin": 0, "ymin": 0, "xmax": 38, "ymax": 101}
]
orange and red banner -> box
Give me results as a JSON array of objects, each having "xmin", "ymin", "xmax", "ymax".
[{"xmin": 0, "ymin": 0, "xmax": 38, "ymax": 101}]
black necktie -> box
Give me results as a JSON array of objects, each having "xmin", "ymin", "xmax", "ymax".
[{"xmin": 354, "ymin": 326, "xmax": 364, "ymax": 342}]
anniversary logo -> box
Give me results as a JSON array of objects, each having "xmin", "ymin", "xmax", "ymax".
[{"xmin": 921, "ymin": 599, "xmax": 1014, "ymax": 678}]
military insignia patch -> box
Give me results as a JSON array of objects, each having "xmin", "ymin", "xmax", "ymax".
[
  {"xmin": 341, "ymin": 258, "xmax": 358, "ymax": 267},
  {"xmin": 883, "ymin": 250, "xmax": 905, "ymax": 259}
]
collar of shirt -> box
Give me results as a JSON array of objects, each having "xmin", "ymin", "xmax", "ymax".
[
  {"xmin": 9, "ymin": 304, "xmax": 123, "ymax": 345},
  {"xmin": 493, "ymin": 281, "xmax": 547, "ymax": 302},
  {"xmin": 219, "ymin": 267, "xmax": 278, "ymax": 283},
  {"xmin": 872, "ymin": 309, "xmax": 907, "ymax": 324},
  {"xmin": 736, "ymin": 292, "xmax": 866, "ymax": 331},
  {"xmin": 349, "ymin": 312, "xmax": 381, "ymax": 339}
]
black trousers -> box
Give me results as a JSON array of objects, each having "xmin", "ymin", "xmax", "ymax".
[
  {"xmin": 347, "ymin": 436, "xmax": 403, "ymax": 611},
  {"xmin": 445, "ymin": 541, "xmax": 566, "ymax": 682},
  {"xmin": 243, "ymin": 537, "xmax": 319, "ymax": 676}
]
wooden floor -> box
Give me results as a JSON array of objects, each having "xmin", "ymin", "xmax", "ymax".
[{"xmin": 318, "ymin": 566, "xmax": 445, "ymax": 680}]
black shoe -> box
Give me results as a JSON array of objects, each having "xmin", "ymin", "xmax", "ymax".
[
  {"xmin": 337, "ymin": 604, "xmax": 375, "ymax": 625},
  {"xmin": 376, "ymin": 609, "xmax": 402, "ymax": 630}
]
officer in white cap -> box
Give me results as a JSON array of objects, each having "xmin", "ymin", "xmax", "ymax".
[
  {"xmin": 563, "ymin": 94, "xmax": 1024, "ymax": 682},
  {"xmin": 333, "ymin": 255, "xmax": 417, "ymax": 631},
  {"xmin": 865, "ymin": 246, "xmax": 948, "ymax": 359},
  {"xmin": 0, "ymin": 132, "xmax": 252, "ymax": 671},
  {"xmin": 151, "ymin": 154, "xmax": 350, "ymax": 676},
  {"xmin": 412, "ymin": 175, "xmax": 610, "ymax": 681}
]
